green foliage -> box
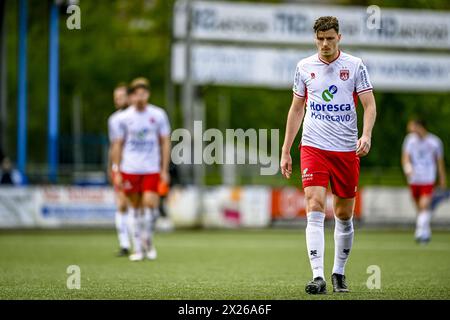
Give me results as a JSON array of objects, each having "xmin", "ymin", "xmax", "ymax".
[{"xmin": 6, "ymin": 0, "xmax": 175, "ymax": 165}]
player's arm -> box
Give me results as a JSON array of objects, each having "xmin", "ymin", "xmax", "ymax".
[
  {"xmin": 356, "ymin": 91, "xmax": 377, "ymax": 157},
  {"xmin": 401, "ymin": 151, "xmax": 413, "ymax": 179},
  {"xmin": 159, "ymin": 135, "xmax": 171, "ymax": 184},
  {"xmin": 437, "ymin": 156, "xmax": 447, "ymax": 189},
  {"xmin": 107, "ymin": 148, "xmax": 112, "ymax": 183},
  {"xmin": 281, "ymin": 95, "xmax": 306, "ymax": 179},
  {"xmin": 110, "ymin": 139, "xmax": 124, "ymax": 187},
  {"xmin": 107, "ymin": 116, "xmax": 118, "ymax": 183}
]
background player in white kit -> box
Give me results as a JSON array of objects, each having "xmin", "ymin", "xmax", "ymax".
[
  {"xmin": 111, "ymin": 77, "xmax": 171, "ymax": 261},
  {"xmin": 280, "ymin": 16, "xmax": 377, "ymax": 294},
  {"xmin": 108, "ymin": 83, "xmax": 131, "ymax": 257},
  {"xmin": 402, "ymin": 119, "xmax": 447, "ymax": 244}
]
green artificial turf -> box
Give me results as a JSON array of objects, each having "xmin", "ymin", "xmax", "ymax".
[{"xmin": 0, "ymin": 229, "xmax": 449, "ymax": 299}]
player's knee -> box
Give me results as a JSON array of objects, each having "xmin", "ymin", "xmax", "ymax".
[
  {"xmin": 118, "ymin": 203, "xmax": 127, "ymax": 212},
  {"xmin": 129, "ymin": 198, "xmax": 140, "ymax": 209},
  {"xmin": 144, "ymin": 201, "xmax": 158, "ymax": 209},
  {"xmin": 142, "ymin": 194, "xmax": 159, "ymax": 209},
  {"xmin": 418, "ymin": 196, "xmax": 431, "ymax": 211},
  {"xmin": 149, "ymin": 198, "xmax": 160, "ymax": 209},
  {"xmin": 306, "ymin": 197, "xmax": 325, "ymax": 212},
  {"xmin": 334, "ymin": 208, "xmax": 352, "ymax": 220}
]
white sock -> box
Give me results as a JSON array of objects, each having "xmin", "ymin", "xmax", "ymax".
[
  {"xmin": 416, "ymin": 210, "xmax": 431, "ymax": 239},
  {"xmin": 128, "ymin": 208, "xmax": 142, "ymax": 254},
  {"xmin": 306, "ymin": 211, "xmax": 325, "ymax": 279},
  {"xmin": 415, "ymin": 213, "xmax": 423, "ymax": 239},
  {"xmin": 115, "ymin": 210, "xmax": 130, "ymax": 249},
  {"xmin": 143, "ymin": 208, "xmax": 155, "ymax": 251},
  {"xmin": 332, "ymin": 217, "xmax": 354, "ymax": 275},
  {"xmin": 422, "ymin": 210, "xmax": 432, "ymax": 239}
]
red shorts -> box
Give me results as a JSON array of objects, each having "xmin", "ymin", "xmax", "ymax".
[
  {"xmin": 300, "ymin": 145, "xmax": 360, "ymax": 198},
  {"xmin": 120, "ymin": 172, "xmax": 160, "ymax": 194},
  {"xmin": 410, "ymin": 184, "xmax": 434, "ymax": 200}
]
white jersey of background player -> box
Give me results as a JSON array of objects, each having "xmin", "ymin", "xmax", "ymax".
[
  {"xmin": 117, "ymin": 105, "xmax": 170, "ymax": 175},
  {"xmin": 402, "ymin": 119, "xmax": 446, "ymax": 244},
  {"xmin": 111, "ymin": 78, "xmax": 171, "ymax": 262},
  {"xmin": 403, "ymin": 132, "xmax": 443, "ymax": 185},
  {"xmin": 108, "ymin": 110, "xmax": 124, "ymax": 145}
]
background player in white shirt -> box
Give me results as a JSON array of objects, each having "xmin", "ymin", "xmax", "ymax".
[
  {"xmin": 108, "ymin": 83, "xmax": 131, "ymax": 257},
  {"xmin": 402, "ymin": 119, "xmax": 447, "ymax": 244},
  {"xmin": 111, "ymin": 77, "xmax": 171, "ymax": 261},
  {"xmin": 280, "ymin": 16, "xmax": 377, "ymax": 294}
]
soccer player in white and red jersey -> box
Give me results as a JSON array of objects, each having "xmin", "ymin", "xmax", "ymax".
[
  {"xmin": 111, "ymin": 77, "xmax": 171, "ymax": 262},
  {"xmin": 402, "ymin": 119, "xmax": 447, "ymax": 244},
  {"xmin": 108, "ymin": 83, "xmax": 131, "ymax": 257},
  {"xmin": 280, "ymin": 16, "xmax": 377, "ymax": 294}
]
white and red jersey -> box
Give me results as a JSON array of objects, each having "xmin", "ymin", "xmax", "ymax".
[
  {"xmin": 293, "ymin": 50, "xmax": 373, "ymax": 152},
  {"xmin": 402, "ymin": 133, "xmax": 443, "ymax": 185},
  {"xmin": 107, "ymin": 108, "xmax": 126, "ymax": 143},
  {"xmin": 114, "ymin": 104, "xmax": 171, "ymax": 174}
]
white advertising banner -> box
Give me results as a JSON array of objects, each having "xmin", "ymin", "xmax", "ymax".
[
  {"xmin": 0, "ymin": 187, "xmax": 116, "ymax": 228},
  {"xmin": 172, "ymin": 43, "xmax": 450, "ymax": 91},
  {"xmin": 239, "ymin": 186, "xmax": 272, "ymax": 228},
  {"xmin": 166, "ymin": 186, "xmax": 201, "ymax": 228},
  {"xmin": 362, "ymin": 187, "xmax": 450, "ymax": 225},
  {"xmin": 34, "ymin": 187, "xmax": 116, "ymax": 227},
  {"xmin": 174, "ymin": 0, "xmax": 450, "ymax": 49},
  {"xmin": 0, "ymin": 187, "xmax": 36, "ymax": 228},
  {"xmin": 201, "ymin": 186, "xmax": 271, "ymax": 228},
  {"xmin": 0, "ymin": 186, "xmax": 273, "ymax": 229},
  {"xmin": 1, "ymin": 186, "xmax": 449, "ymax": 228}
]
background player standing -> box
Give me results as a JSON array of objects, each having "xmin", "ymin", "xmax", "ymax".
[
  {"xmin": 402, "ymin": 119, "xmax": 447, "ymax": 244},
  {"xmin": 111, "ymin": 77, "xmax": 171, "ymax": 262},
  {"xmin": 280, "ymin": 16, "xmax": 377, "ymax": 294},
  {"xmin": 108, "ymin": 83, "xmax": 131, "ymax": 257}
]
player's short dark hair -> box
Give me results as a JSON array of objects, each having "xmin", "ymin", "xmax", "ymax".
[
  {"xmin": 129, "ymin": 77, "xmax": 150, "ymax": 93},
  {"xmin": 313, "ymin": 16, "xmax": 339, "ymax": 34},
  {"xmin": 114, "ymin": 82, "xmax": 128, "ymax": 91},
  {"xmin": 411, "ymin": 118, "xmax": 427, "ymax": 129}
]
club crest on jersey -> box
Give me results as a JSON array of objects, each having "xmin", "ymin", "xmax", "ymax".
[
  {"xmin": 340, "ymin": 69, "xmax": 349, "ymax": 81},
  {"xmin": 310, "ymin": 72, "xmax": 316, "ymax": 79},
  {"xmin": 137, "ymin": 128, "xmax": 149, "ymax": 139}
]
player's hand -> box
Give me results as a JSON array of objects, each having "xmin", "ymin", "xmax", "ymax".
[
  {"xmin": 403, "ymin": 163, "xmax": 413, "ymax": 179},
  {"xmin": 160, "ymin": 170, "xmax": 170, "ymax": 185},
  {"xmin": 107, "ymin": 167, "xmax": 113, "ymax": 184},
  {"xmin": 280, "ymin": 151, "xmax": 292, "ymax": 179},
  {"xmin": 356, "ymin": 135, "xmax": 371, "ymax": 157},
  {"xmin": 113, "ymin": 172, "xmax": 123, "ymax": 189}
]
